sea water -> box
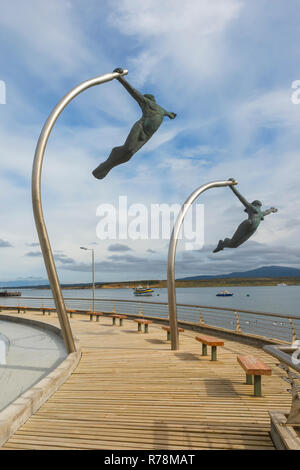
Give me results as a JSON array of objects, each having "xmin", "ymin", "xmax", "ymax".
[{"xmin": 1, "ymin": 285, "xmax": 300, "ymax": 316}]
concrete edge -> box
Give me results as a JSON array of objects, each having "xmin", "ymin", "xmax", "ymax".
[
  {"xmin": 0, "ymin": 313, "xmax": 63, "ymax": 337},
  {"xmin": 0, "ymin": 319, "xmax": 82, "ymax": 447}
]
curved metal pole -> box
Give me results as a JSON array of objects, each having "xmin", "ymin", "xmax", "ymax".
[
  {"xmin": 167, "ymin": 179, "xmax": 238, "ymax": 350},
  {"xmin": 32, "ymin": 70, "xmax": 128, "ymax": 354}
]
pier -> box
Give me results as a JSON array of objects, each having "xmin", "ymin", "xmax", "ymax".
[
  {"xmin": 0, "ymin": 291, "xmax": 21, "ymax": 297},
  {"xmin": 0, "ymin": 307, "xmax": 292, "ymax": 450}
]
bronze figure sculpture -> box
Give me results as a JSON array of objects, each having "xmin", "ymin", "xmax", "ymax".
[
  {"xmin": 92, "ymin": 68, "xmax": 177, "ymax": 179},
  {"xmin": 213, "ymin": 178, "xmax": 278, "ymax": 253}
]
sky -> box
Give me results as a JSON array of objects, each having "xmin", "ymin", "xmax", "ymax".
[{"xmin": 1, "ymin": 0, "xmax": 300, "ymax": 284}]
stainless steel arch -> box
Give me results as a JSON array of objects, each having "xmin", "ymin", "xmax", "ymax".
[
  {"xmin": 32, "ymin": 70, "xmax": 128, "ymax": 354},
  {"xmin": 167, "ymin": 179, "xmax": 238, "ymax": 350}
]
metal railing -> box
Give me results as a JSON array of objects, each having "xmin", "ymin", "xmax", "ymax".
[{"xmin": 1, "ymin": 296, "xmax": 299, "ymax": 344}]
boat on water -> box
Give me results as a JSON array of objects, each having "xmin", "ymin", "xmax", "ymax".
[
  {"xmin": 0, "ymin": 290, "xmax": 21, "ymax": 297},
  {"xmin": 277, "ymin": 283, "xmax": 287, "ymax": 286},
  {"xmin": 216, "ymin": 290, "xmax": 233, "ymax": 297},
  {"xmin": 133, "ymin": 285, "xmax": 154, "ymax": 296}
]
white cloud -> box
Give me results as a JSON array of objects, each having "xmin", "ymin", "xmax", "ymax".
[
  {"xmin": 0, "ymin": 0, "xmax": 93, "ymax": 78},
  {"xmin": 1, "ymin": 0, "xmax": 300, "ymax": 284},
  {"xmin": 108, "ymin": 0, "xmax": 243, "ymax": 88}
]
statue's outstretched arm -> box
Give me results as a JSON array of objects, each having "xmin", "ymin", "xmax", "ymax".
[
  {"xmin": 262, "ymin": 207, "xmax": 278, "ymax": 217},
  {"xmin": 229, "ymin": 184, "xmax": 251, "ymax": 209},
  {"xmin": 114, "ymin": 68, "xmax": 145, "ymax": 107}
]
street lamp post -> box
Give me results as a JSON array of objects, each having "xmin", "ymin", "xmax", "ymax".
[
  {"xmin": 80, "ymin": 247, "xmax": 95, "ymax": 313},
  {"xmin": 167, "ymin": 179, "xmax": 238, "ymax": 351},
  {"xmin": 32, "ymin": 69, "xmax": 128, "ymax": 354}
]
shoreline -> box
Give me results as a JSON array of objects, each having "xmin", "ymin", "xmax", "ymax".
[{"xmin": 10, "ymin": 277, "xmax": 300, "ymax": 290}]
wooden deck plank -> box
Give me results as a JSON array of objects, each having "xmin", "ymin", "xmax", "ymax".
[{"xmin": 0, "ymin": 310, "xmax": 292, "ymax": 450}]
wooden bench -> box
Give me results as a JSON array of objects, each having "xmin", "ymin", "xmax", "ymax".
[
  {"xmin": 16, "ymin": 306, "xmax": 31, "ymax": 314},
  {"xmin": 41, "ymin": 307, "xmax": 56, "ymax": 316},
  {"xmin": 0, "ymin": 306, "xmax": 15, "ymax": 313},
  {"xmin": 237, "ymin": 355, "xmax": 272, "ymax": 397},
  {"xmin": 134, "ymin": 319, "xmax": 152, "ymax": 333},
  {"xmin": 161, "ymin": 326, "xmax": 184, "ymax": 341},
  {"xmin": 195, "ymin": 334, "xmax": 224, "ymax": 361},
  {"xmin": 66, "ymin": 309, "xmax": 76, "ymax": 318},
  {"xmin": 89, "ymin": 312, "xmax": 103, "ymax": 322},
  {"xmin": 110, "ymin": 314, "xmax": 127, "ymax": 326}
]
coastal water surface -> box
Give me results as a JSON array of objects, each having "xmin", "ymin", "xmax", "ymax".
[{"xmin": 2, "ymin": 285, "xmax": 300, "ymax": 316}]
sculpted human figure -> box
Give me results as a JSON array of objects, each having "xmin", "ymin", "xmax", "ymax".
[
  {"xmin": 213, "ymin": 179, "xmax": 278, "ymax": 253},
  {"xmin": 92, "ymin": 68, "xmax": 177, "ymax": 179}
]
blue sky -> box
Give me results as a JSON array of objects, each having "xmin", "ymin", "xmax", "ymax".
[{"xmin": 1, "ymin": 0, "xmax": 300, "ymax": 284}]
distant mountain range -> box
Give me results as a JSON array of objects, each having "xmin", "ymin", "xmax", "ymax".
[
  {"xmin": 178, "ymin": 265, "xmax": 300, "ymax": 280},
  {"xmin": 0, "ymin": 279, "xmax": 49, "ymax": 288},
  {"xmin": 1, "ymin": 265, "xmax": 300, "ymax": 289}
]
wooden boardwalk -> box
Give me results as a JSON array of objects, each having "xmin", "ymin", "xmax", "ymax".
[{"xmin": 1, "ymin": 310, "xmax": 292, "ymax": 450}]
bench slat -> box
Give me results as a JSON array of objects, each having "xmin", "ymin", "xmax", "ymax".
[
  {"xmin": 237, "ymin": 355, "xmax": 272, "ymax": 376},
  {"xmin": 195, "ymin": 334, "xmax": 224, "ymax": 347},
  {"xmin": 161, "ymin": 326, "xmax": 184, "ymax": 332}
]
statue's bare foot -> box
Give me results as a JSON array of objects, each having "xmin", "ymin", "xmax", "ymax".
[
  {"xmin": 213, "ymin": 240, "xmax": 224, "ymax": 253},
  {"xmin": 92, "ymin": 162, "xmax": 112, "ymax": 180}
]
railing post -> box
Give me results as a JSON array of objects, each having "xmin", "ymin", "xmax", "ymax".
[
  {"xmin": 234, "ymin": 312, "xmax": 241, "ymax": 333},
  {"xmin": 139, "ymin": 303, "xmax": 143, "ymax": 316},
  {"xmin": 198, "ymin": 308, "xmax": 204, "ymax": 326},
  {"xmin": 289, "ymin": 318, "xmax": 297, "ymax": 343}
]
